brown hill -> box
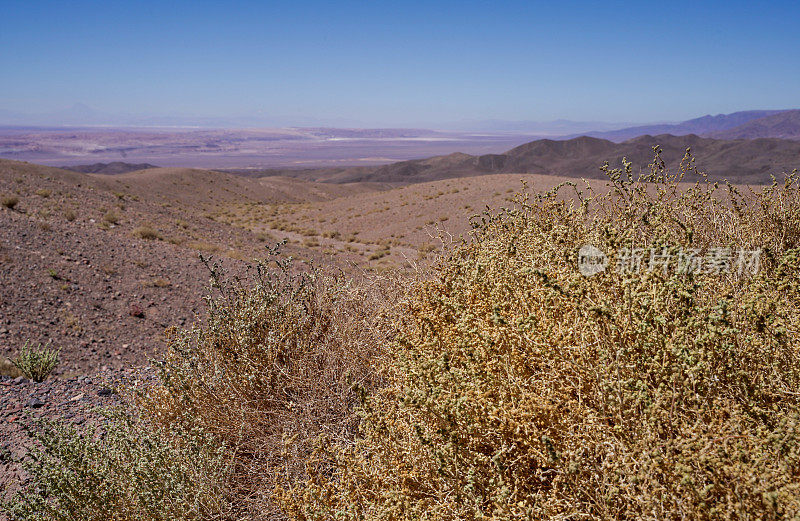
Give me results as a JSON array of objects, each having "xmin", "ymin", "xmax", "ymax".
[
  {"xmin": 270, "ymin": 134, "xmax": 800, "ymax": 185},
  {"xmin": 60, "ymin": 162, "xmax": 159, "ymax": 174},
  {"xmin": 709, "ymin": 110, "xmax": 800, "ymax": 140},
  {"xmin": 96, "ymin": 167, "xmax": 386, "ymax": 208},
  {"xmin": 0, "ymin": 159, "xmax": 385, "ymax": 377}
]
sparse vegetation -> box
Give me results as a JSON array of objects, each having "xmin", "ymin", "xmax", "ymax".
[
  {"xmin": 2, "ymin": 195, "xmax": 19, "ymax": 209},
  {"xmin": 132, "ymin": 225, "xmax": 162, "ymax": 240},
  {"xmin": 11, "ymin": 341, "xmax": 60, "ymax": 382},
  {"xmin": 150, "ymin": 277, "xmax": 171, "ymax": 287},
  {"xmin": 102, "ymin": 210, "xmax": 120, "ymax": 224},
  {"xmin": 9, "ymin": 149, "xmax": 800, "ymax": 519},
  {"xmin": 186, "ymin": 240, "xmax": 221, "ymax": 253}
]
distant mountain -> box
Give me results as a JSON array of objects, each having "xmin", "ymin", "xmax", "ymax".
[
  {"xmin": 61, "ymin": 162, "xmax": 159, "ymax": 174},
  {"xmin": 708, "ymin": 110, "xmax": 800, "ymax": 140},
  {"xmin": 273, "ymin": 134, "xmax": 800, "ymax": 185},
  {"xmin": 578, "ymin": 110, "xmax": 787, "ymax": 142},
  {"xmin": 440, "ymin": 118, "xmax": 634, "ymax": 135}
]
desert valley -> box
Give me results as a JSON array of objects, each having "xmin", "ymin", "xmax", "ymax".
[
  {"xmin": 3, "ymin": 1, "xmax": 800, "ymax": 517},
  {"xmin": 3, "ymin": 108, "xmax": 800, "ymax": 515}
]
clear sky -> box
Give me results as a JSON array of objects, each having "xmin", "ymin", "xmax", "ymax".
[{"xmin": 1, "ymin": 0, "xmax": 799, "ymax": 126}]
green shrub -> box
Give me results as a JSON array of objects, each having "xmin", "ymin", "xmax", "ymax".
[
  {"xmin": 4, "ymin": 416, "xmax": 232, "ymax": 521},
  {"xmin": 12, "ymin": 342, "xmax": 60, "ymax": 382},
  {"xmin": 279, "ymin": 150, "xmax": 800, "ymax": 519}
]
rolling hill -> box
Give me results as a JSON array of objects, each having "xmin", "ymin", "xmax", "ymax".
[
  {"xmin": 0, "ymin": 159, "xmax": 388, "ymax": 377},
  {"xmin": 263, "ymin": 134, "xmax": 800, "ymax": 185},
  {"xmin": 60, "ymin": 162, "xmax": 159, "ymax": 174}
]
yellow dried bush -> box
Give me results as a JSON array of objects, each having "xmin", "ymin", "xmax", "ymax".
[
  {"xmin": 278, "ymin": 150, "xmax": 800, "ymax": 519},
  {"xmin": 140, "ymin": 252, "xmax": 397, "ymax": 517}
]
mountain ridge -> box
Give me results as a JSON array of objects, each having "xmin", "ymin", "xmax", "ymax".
[
  {"xmin": 576, "ymin": 110, "xmax": 789, "ymax": 142},
  {"xmin": 256, "ymin": 133, "xmax": 800, "ymax": 185}
]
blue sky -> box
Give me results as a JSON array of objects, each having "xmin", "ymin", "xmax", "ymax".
[{"xmin": 1, "ymin": 0, "xmax": 799, "ymax": 126}]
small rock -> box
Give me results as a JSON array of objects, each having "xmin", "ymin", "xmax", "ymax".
[
  {"xmin": 129, "ymin": 303, "xmax": 145, "ymax": 318},
  {"xmin": 97, "ymin": 387, "xmax": 113, "ymax": 397},
  {"xmin": 25, "ymin": 397, "xmax": 46, "ymax": 409}
]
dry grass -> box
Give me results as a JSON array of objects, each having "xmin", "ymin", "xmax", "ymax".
[
  {"xmin": 102, "ymin": 210, "xmax": 120, "ymax": 224},
  {"xmin": 186, "ymin": 240, "xmax": 222, "ymax": 253},
  {"xmin": 137, "ymin": 254, "xmax": 399, "ymax": 517},
  {"xmin": 132, "ymin": 225, "xmax": 162, "ymax": 240},
  {"xmin": 0, "ymin": 356, "xmax": 23, "ymax": 379},
  {"xmin": 2, "ymin": 195, "xmax": 19, "ymax": 209}
]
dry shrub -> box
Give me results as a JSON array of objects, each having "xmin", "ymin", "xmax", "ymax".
[
  {"xmin": 186, "ymin": 240, "xmax": 222, "ymax": 253},
  {"xmin": 102, "ymin": 210, "xmax": 120, "ymax": 224},
  {"xmin": 139, "ymin": 254, "xmax": 397, "ymax": 517},
  {"xmin": 6, "ymin": 417, "xmax": 231, "ymax": 521},
  {"xmin": 2, "ymin": 195, "xmax": 19, "ymax": 209},
  {"xmin": 8, "ymin": 247, "xmax": 398, "ymax": 520},
  {"xmin": 0, "ymin": 356, "xmax": 23, "ymax": 378},
  {"xmin": 278, "ymin": 150, "xmax": 800, "ymax": 519},
  {"xmin": 132, "ymin": 225, "xmax": 162, "ymax": 240}
]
